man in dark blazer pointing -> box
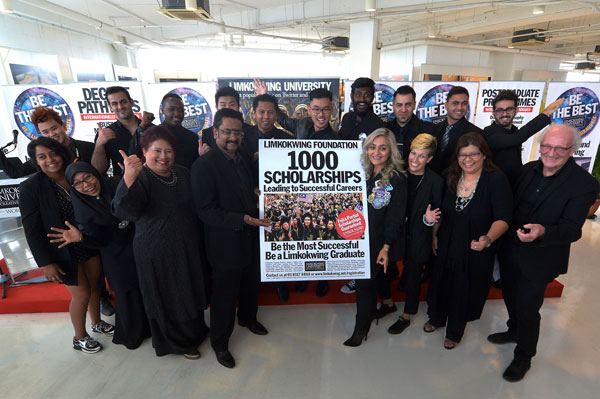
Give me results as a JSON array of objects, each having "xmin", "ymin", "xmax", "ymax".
[
  {"xmin": 191, "ymin": 108, "xmax": 271, "ymax": 369},
  {"xmin": 489, "ymin": 123, "xmax": 599, "ymax": 382}
]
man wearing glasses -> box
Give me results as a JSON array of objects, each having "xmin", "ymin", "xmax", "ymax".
[
  {"xmin": 483, "ymin": 90, "xmax": 564, "ymax": 187},
  {"xmin": 191, "ymin": 108, "xmax": 271, "ymax": 369},
  {"xmin": 276, "ymin": 88, "xmax": 339, "ymax": 140},
  {"xmin": 489, "ymin": 123, "xmax": 599, "ymax": 382}
]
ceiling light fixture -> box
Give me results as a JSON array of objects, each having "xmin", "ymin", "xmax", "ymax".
[
  {"xmin": 533, "ymin": 5, "xmax": 545, "ymax": 15},
  {"xmin": 0, "ymin": 0, "xmax": 13, "ymax": 13},
  {"xmin": 365, "ymin": 0, "xmax": 376, "ymax": 12},
  {"xmin": 428, "ymin": 25, "xmax": 438, "ymax": 38},
  {"xmin": 185, "ymin": 0, "xmax": 198, "ymax": 11}
]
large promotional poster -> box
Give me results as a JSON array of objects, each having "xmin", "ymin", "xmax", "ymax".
[
  {"xmin": 218, "ymin": 77, "xmax": 341, "ymax": 128},
  {"xmin": 259, "ymin": 139, "xmax": 370, "ymax": 282},
  {"xmin": 342, "ymin": 80, "xmax": 408, "ymax": 123},
  {"xmin": 143, "ymin": 82, "xmax": 216, "ymax": 138},
  {"xmin": 1, "ymin": 82, "xmax": 145, "ymax": 160},
  {"xmin": 0, "ymin": 178, "xmax": 25, "ymax": 218},
  {"xmin": 413, "ymin": 81, "xmax": 479, "ymax": 124},
  {"xmin": 474, "ymin": 81, "xmax": 546, "ymax": 163},
  {"xmin": 545, "ymin": 82, "xmax": 600, "ymax": 172}
]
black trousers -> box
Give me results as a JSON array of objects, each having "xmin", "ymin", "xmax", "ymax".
[
  {"xmin": 499, "ymin": 235, "xmax": 552, "ymax": 361},
  {"xmin": 401, "ymin": 258, "xmax": 422, "ymax": 315},
  {"xmin": 354, "ymin": 261, "xmax": 398, "ymax": 331},
  {"xmin": 210, "ymin": 263, "xmax": 260, "ymax": 352},
  {"xmin": 427, "ymin": 266, "xmax": 470, "ymax": 342}
]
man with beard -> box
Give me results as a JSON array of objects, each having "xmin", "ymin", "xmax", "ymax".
[
  {"xmin": 429, "ymin": 86, "xmax": 483, "ymax": 174},
  {"xmin": 159, "ymin": 93, "xmax": 203, "ymax": 169},
  {"xmin": 1, "ymin": 107, "xmax": 94, "ymax": 178},
  {"xmin": 386, "ymin": 85, "xmax": 437, "ymax": 161},
  {"xmin": 483, "ymin": 90, "xmax": 565, "ymax": 187},
  {"xmin": 200, "ymin": 86, "xmax": 252, "ymax": 154},
  {"xmin": 191, "ymin": 108, "xmax": 271, "ymax": 369},
  {"xmin": 339, "ymin": 78, "xmax": 384, "ymax": 140},
  {"xmin": 92, "ymin": 86, "xmax": 154, "ymax": 176}
]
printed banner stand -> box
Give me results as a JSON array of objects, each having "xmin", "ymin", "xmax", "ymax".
[
  {"xmin": 259, "ymin": 139, "xmax": 370, "ymax": 282},
  {"xmin": 413, "ymin": 81, "xmax": 479, "ymax": 124},
  {"xmin": 343, "ymin": 80, "xmax": 409, "ymax": 123}
]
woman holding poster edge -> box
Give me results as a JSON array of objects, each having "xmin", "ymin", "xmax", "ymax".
[
  {"xmin": 425, "ymin": 133, "xmax": 511, "ymax": 350},
  {"xmin": 344, "ymin": 128, "xmax": 407, "ymax": 347}
]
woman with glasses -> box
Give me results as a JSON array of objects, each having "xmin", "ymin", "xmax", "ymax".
[
  {"xmin": 112, "ymin": 126, "xmax": 208, "ymax": 359},
  {"xmin": 425, "ymin": 133, "xmax": 512, "ymax": 350},
  {"xmin": 47, "ymin": 162, "xmax": 150, "ymax": 349},
  {"xmin": 19, "ymin": 137, "xmax": 113, "ymax": 354}
]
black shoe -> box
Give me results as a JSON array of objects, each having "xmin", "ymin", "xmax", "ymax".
[
  {"xmin": 276, "ymin": 285, "xmax": 289, "ymax": 303},
  {"xmin": 215, "ymin": 350, "xmax": 235, "ymax": 368},
  {"xmin": 315, "ymin": 281, "xmax": 329, "ymax": 297},
  {"xmin": 238, "ymin": 320, "xmax": 269, "ymax": 335},
  {"xmin": 388, "ymin": 316, "xmax": 411, "ymax": 335},
  {"xmin": 375, "ymin": 303, "xmax": 397, "ymax": 320},
  {"xmin": 492, "ymin": 279, "xmax": 502, "ymax": 289},
  {"xmin": 343, "ymin": 329, "xmax": 369, "ymax": 347},
  {"xmin": 100, "ymin": 297, "xmax": 115, "ymax": 317},
  {"xmin": 295, "ymin": 281, "xmax": 307, "ymax": 292},
  {"xmin": 487, "ymin": 331, "xmax": 516, "ymax": 345},
  {"xmin": 502, "ymin": 358, "xmax": 531, "ymax": 382}
]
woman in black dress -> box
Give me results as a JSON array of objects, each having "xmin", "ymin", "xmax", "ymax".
[
  {"xmin": 344, "ymin": 128, "xmax": 407, "ymax": 346},
  {"xmin": 425, "ymin": 133, "xmax": 512, "ymax": 349},
  {"xmin": 48, "ymin": 162, "xmax": 151, "ymax": 349},
  {"xmin": 388, "ymin": 133, "xmax": 444, "ymax": 335},
  {"xmin": 19, "ymin": 137, "xmax": 113, "ymax": 354},
  {"xmin": 112, "ymin": 126, "xmax": 208, "ymax": 359}
]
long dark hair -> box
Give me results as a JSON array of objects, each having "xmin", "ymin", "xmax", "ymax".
[
  {"xmin": 27, "ymin": 136, "xmax": 72, "ymax": 173},
  {"xmin": 445, "ymin": 132, "xmax": 498, "ymax": 192}
]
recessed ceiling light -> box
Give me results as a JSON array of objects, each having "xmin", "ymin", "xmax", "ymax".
[{"xmin": 533, "ymin": 5, "xmax": 545, "ymax": 15}]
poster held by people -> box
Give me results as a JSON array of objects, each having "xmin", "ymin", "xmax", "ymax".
[
  {"xmin": 474, "ymin": 81, "xmax": 546, "ymax": 163},
  {"xmin": 545, "ymin": 82, "xmax": 600, "ymax": 172},
  {"xmin": 259, "ymin": 139, "xmax": 370, "ymax": 282},
  {"xmin": 413, "ymin": 81, "xmax": 479, "ymax": 124}
]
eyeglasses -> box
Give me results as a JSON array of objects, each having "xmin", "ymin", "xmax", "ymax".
[
  {"xmin": 539, "ymin": 144, "xmax": 572, "ymax": 155},
  {"xmin": 457, "ymin": 152, "xmax": 482, "ymax": 160},
  {"xmin": 72, "ymin": 174, "xmax": 95, "ymax": 189},
  {"xmin": 493, "ymin": 107, "xmax": 517, "ymax": 114},
  {"xmin": 310, "ymin": 107, "xmax": 332, "ymax": 115},
  {"xmin": 218, "ymin": 128, "xmax": 244, "ymax": 138}
]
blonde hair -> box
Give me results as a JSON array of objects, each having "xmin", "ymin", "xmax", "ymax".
[
  {"xmin": 361, "ymin": 128, "xmax": 406, "ymax": 187},
  {"xmin": 410, "ymin": 133, "xmax": 437, "ymax": 155}
]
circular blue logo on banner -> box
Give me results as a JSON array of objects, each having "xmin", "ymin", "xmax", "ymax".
[
  {"xmin": 417, "ymin": 84, "xmax": 470, "ymax": 124},
  {"xmin": 551, "ymin": 87, "xmax": 599, "ymax": 138},
  {"xmin": 349, "ymin": 83, "xmax": 395, "ymax": 122},
  {"xmin": 13, "ymin": 87, "xmax": 75, "ymax": 140},
  {"xmin": 159, "ymin": 87, "xmax": 213, "ymax": 136}
]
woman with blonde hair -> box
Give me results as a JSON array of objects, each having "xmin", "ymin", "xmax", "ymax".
[{"xmin": 344, "ymin": 128, "xmax": 407, "ymax": 346}]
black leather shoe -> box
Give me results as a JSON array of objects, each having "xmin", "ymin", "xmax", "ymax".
[
  {"xmin": 487, "ymin": 331, "xmax": 516, "ymax": 344},
  {"xmin": 215, "ymin": 350, "xmax": 235, "ymax": 369},
  {"xmin": 388, "ymin": 316, "xmax": 410, "ymax": 335},
  {"xmin": 239, "ymin": 320, "xmax": 268, "ymax": 335},
  {"xmin": 375, "ymin": 303, "xmax": 397, "ymax": 320},
  {"xmin": 315, "ymin": 280, "xmax": 329, "ymax": 297},
  {"xmin": 100, "ymin": 297, "xmax": 115, "ymax": 317},
  {"xmin": 295, "ymin": 281, "xmax": 307, "ymax": 292},
  {"xmin": 502, "ymin": 358, "xmax": 531, "ymax": 382},
  {"xmin": 276, "ymin": 285, "xmax": 289, "ymax": 303}
]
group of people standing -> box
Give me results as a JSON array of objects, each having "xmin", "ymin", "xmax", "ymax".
[{"xmin": 9, "ymin": 78, "xmax": 599, "ymax": 381}]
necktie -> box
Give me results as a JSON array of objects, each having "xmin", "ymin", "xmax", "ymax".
[{"xmin": 440, "ymin": 124, "xmax": 453, "ymax": 152}]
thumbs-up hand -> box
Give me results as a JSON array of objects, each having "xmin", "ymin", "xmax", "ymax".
[
  {"xmin": 96, "ymin": 123, "xmax": 116, "ymax": 146},
  {"xmin": 119, "ymin": 150, "xmax": 143, "ymax": 188}
]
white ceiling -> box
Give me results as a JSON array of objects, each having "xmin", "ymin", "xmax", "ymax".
[{"xmin": 8, "ymin": 0, "xmax": 600, "ymax": 62}]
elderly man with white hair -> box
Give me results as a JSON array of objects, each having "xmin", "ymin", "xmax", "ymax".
[{"xmin": 488, "ymin": 123, "xmax": 599, "ymax": 382}]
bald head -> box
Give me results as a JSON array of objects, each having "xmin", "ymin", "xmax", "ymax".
[{"xmin": 539, "ymin": 124, "xmax": 580, "ymax": 176}]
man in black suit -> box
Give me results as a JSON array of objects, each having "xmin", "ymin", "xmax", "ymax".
[
  {"xmin": 489, "ymin": 124, "xmax": 600, "ymax": 382},
  {"xmin": 1, "ymin": 107, "xmax": 94, "ymax": 178},
  {"xmin": 191, "ymin": 109, "xmax": 271, "ymax": 369},
  {"xmin": 159, "ymin": 93, "xmax": 202, "ymax": 169},
  {"xmin": 386, "ymin": 85, "xmax": 437, "ymax": 161},
  {"xmin": 429, "ymin": 86, "xmax": 483, "ymax": 174},
  {"xmin": 339, "ymin": 77, "xmax": 384, "ymax": 140},
  {"xmin": 483, "ymin": 90, "xmax": 564, "ymax": 187}
]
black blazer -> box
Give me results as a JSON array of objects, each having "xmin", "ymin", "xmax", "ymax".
[
  {"xmin": 405, "ymin": 168, "xmax": 444, "ymax": 264},
  {"xmin": 191, "ymin": 148, "xmax": 259, "ymax": 270},
  {"xmin": 513, "ymin": 158, "xmax": 599, "ymax": 282},
  {"xmin": 339, "ymin": 109, "xmax": 384, "ymax": 140},
  {"xmin": 430, "ymin": 118, "xmax": 483, "ymax": 174},
  {"xmin": 19, "ymin": 172, "xmax": 78, "ymax": 283},
  {"xmin": 386, "ymin": 115, "xmax": 438, "ymax": 161}
]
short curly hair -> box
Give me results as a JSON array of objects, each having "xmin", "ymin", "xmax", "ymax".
[{"xmin": 30, "ymin": 107, "xmax": 64, "ymax": 134}]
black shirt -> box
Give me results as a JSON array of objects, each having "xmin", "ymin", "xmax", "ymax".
[
  {"xmin": 307, "ymin": 125, "xmax": 338, "ymax": 140},
  {"xmin": 96, "ymin": 118, "xmax": 143, "ymax": 176},
  {"xmin": 386, "ymin": 115, "xmax": 437, "ymax": 161},
  {"xmin": 243, "ymin": 125, "xmax": 294, "ymax": 155},
  {"xmin": 339, "ymin": 109, "xmax": 384, "ymax": 140},
  {"xmin": 162, "ymin": 123, "xmax": 199, "ymax": 170}
]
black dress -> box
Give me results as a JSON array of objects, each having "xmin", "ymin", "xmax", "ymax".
[
  {"xmin": 427, "ymin": 169, "xmax": 512, "ymax": 342},
  {"xmin": 112, "ymin": 165, "xmax": 208, "ymax": 356},
  {"xmin": 65, "ymin": 162, "xmax": 151, "ymax": 349}
]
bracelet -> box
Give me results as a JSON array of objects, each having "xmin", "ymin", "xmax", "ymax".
[
  {"xmin": 79, "ymin": 232, "xmax": 83, "ymax": 242},
  {"xmin": 484, "ymin": 235, "xmax": 492, "ymax": 247},
  {"xmin": 382, "ymin": 246, "xmax": 389, "ymax": 252},
  {"xmin": 422, "ymin": 214, "xmax": 435, "ymax": 227}
]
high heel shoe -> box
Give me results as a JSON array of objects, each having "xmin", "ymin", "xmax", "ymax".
[{"xmin": 343, "ymin": 329, "xmax": 369, "ymax": 347}]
